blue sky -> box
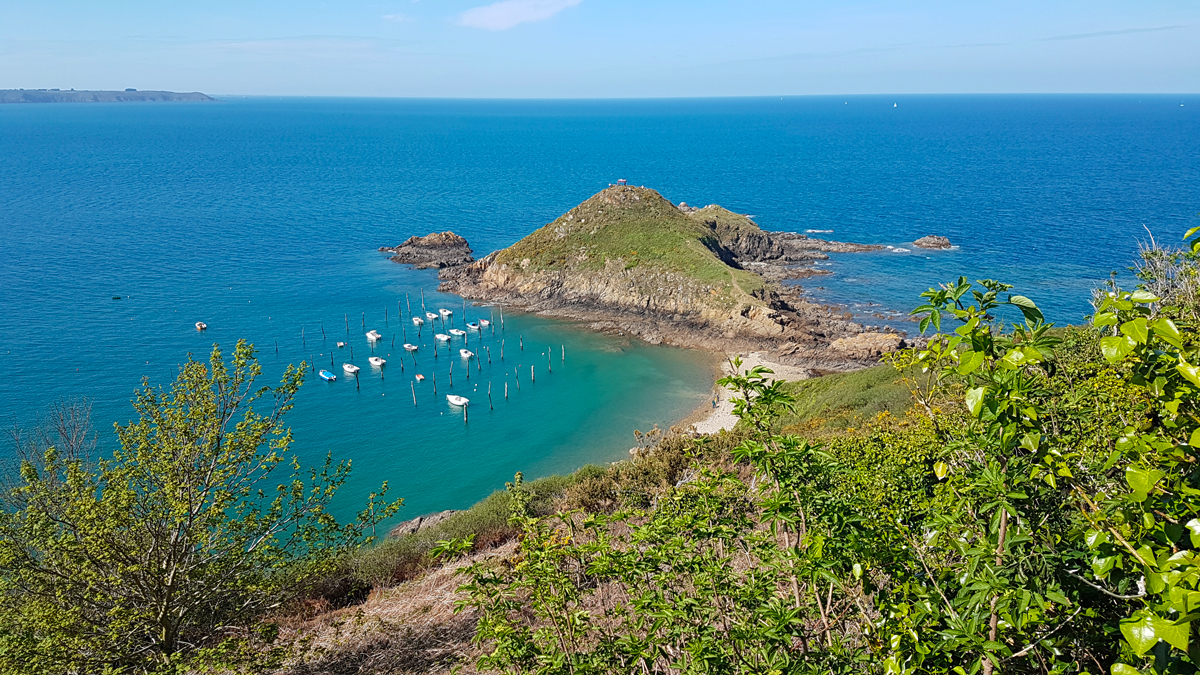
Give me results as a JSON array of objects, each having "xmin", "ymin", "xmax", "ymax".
[{"xmin": 1, "ymin": 1, "xmax": 1197, "ymax": 97}]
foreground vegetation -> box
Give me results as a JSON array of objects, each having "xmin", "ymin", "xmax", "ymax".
[{"xmin": 2, "ymin": 232, "xmax": 1199, "ymax": 674}]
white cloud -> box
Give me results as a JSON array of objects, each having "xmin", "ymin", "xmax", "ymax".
[
  {"xmin": 458, "ymin": 0, "xmax": 581, "ymax": 31},
  {"xmin": 382, "ymin": 13, "xmax": 412, "ymax": 22}
]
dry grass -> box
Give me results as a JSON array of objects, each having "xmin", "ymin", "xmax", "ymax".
[{"xmin": 275, "ymin": 542, "xmax": 518, "ymax": 675}]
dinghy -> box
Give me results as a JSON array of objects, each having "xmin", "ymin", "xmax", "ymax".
[
  {"xmin": 337, "ymin": 342, "xmax": 347, "ymax": 348},
  {"xmin": 426, "ymin": 312, "xmax": 438, "ymax": 321},
  {"xmin": 415, "ymin": 374, "xmax": 425, "ymax": 382},
  {"xmin": 448, "ymin": 328, "xmax": 466, "ymax": 336},
  {"xmin": 195, "ymin": 321, "xmax": 207, "ymax": 331},
  {"xmin": 435, "ymin": 333, "xmax": 451, "ymax": 341},
  {"xmin": 466, "ymin": 322, "xmax": 480, "ymax": 331},
  {"xmin": 439, "ymin": 308, "xmax": 452, "ymax": 318},
  {"xmin": 368, "ymin": 356, "xmax": 386, "ymax": 367},
  {"xmin": 412, "ymin": 317, "xmax": 424, "ymax": 326},
  {"xmin": 366, "ymin": 330, "xmax": 382, "ymax": 341},
  {"xmin": 446, "ymin": 395, "xmax": 469, "ymax": 406},
  {"xmin": 318, "ymin": 370, "xmax": 336, "ymax": 381},
  {"xmin": 478, "ymin": 319, "xmax": 490, "ymax": 327},
  {"xmin": 342, "ymin": 363, "xmax": 360, "ymax": 375},
  {"xmin": 403, "ymin": 343, "xmax": 418, "ymax": 352},
  {"xmin": 459, "ymin": 349, "xmax": 475, "ymax": 359}
]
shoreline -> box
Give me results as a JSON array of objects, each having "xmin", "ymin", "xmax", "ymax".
[{"xmin": 676, "ymin": 350, "xmax": 817, "ymax": 435}]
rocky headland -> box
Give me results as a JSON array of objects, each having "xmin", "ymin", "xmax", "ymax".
[
  {"xmin": 0, "ymin": 89, "xmax": 214, "ymax": 104},
  {"xmin": 380, "ymin": 231, "xmax": 474, "ymax": 269},
  {"xmin": 423, "ymin": 186, "xmax": 913, "ymax": 369}
]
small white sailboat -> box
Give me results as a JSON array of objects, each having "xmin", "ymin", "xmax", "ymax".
[
  {"xmin": 412, "ymin": 317, "xmax": 424, "ymax": 326},
  {"xmin": 366, "ymin": 330, "xmax": 382, "ymax": 341},
  {"xmin": 368, "ymin": 356, "xmax": 386, "ymax": 367},
  {"xmin": 466, "ymin": 322, "xmax": 480, "ymax": 331},
  {"xmin": 403, "ymin": 343, "xmax": 418, "ymax": 352},
  {"xmin": 426, "ymin": 311, "xmax": 438, "ymax": 320},
  {"xmin": 439, "ymin": 308, "xmax": 452, "ymax": 318},
  {"xmin": 448, "ymin": 328, "xmax": 466, "ymax": 336},
  {"xmin": 195, "ymin": 321, "xmax": 207, "ymax": 331},
  {"xmin": 460, "ymin": 349, "xmax": 475, "ymax": 359},
  {"xmin": 435, "ymin": 333, "xmax": 451, "ymax": 341},
  {"xmin": 478, "ymin": 319, "xmax": 491, "ymax": 327},
  {"xmin": 446, "ymin": 395, "xmax": 469, "ymax": 407},
  {"xmin": 337, "ymin": 341, "xmax": 347, "ymax": 348},
  {"xmin": 342, "ymin": 363, "xmax": 360, "ymax": 375}
]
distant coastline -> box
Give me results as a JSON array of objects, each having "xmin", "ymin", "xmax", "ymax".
[{"xmin": 0, "ymin": 89, "xmax": 215, "ymax": 104}]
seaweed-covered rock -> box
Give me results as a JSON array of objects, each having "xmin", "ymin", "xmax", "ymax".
[{"xmin": 380, "ymin": 231, "xmax": 474, "ymax": 269}]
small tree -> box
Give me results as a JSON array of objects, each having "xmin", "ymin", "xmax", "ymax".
[{"xmin": 0, "ymin": 340, "xmax": 400, "ymax": 673}]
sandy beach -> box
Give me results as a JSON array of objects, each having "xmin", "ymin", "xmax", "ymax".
[{"xmin": 679, "ymin": 351, "xmax": 814, "ymax": 434}]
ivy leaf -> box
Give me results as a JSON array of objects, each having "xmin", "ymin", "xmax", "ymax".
[
  {"xmin": 1151, "ymin": 318, "xmax": 1184, "ymax": 349},
  {"xmin": 1093, "ymin": 311, "xmax": 1118, "ymax": 327},
  {"xmin": 1177, "ymin": 360, "xmax": 1200, "ymax": 388},
  {"xmin": 965, "ymin": 387, "xmax": 986, "ymax": 417},
  {"xmin": 1187, "ymin": 519, "xmax": 1200, "ymax": 548},
  {"xmin": 1129, "ymin": 290, "xmax": 1160, "ymax": 304},
  {"xmin": 1111, "ymin": 664, "xmax": 1142, "ymax": 675},
  {"xmin": 1120, "ymin": 318, "xmax": 1149, "ymax": 344},
  {"xmin": 1126, "ymin": 467, "xmax": 1166, "ymax": 501},
  {"xmin": 1120, "ymin": 612, "xmax": 1159, "ymax": 655},
  {"xmin": 1100, "ymin": 336, "xmax": 1136, "ymax": 363},
  {"xmin": 1154, "ymin": 616, "xmax": 1190, "ymax": 652},
  {"xmin": 1190, "ymin": 428, "xmax": 1200, "ymax": 448}
]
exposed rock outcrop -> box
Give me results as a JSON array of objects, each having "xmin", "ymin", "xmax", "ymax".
[
  {"xmin": 828, "ymin": 332, "xmax": 906, "ymax": 360},
  {"xmin": 912, "ymin": 235, "xmax": 953, "ymax": 250},
  {"xmin": 771, "ymin": 232, "xmax": 886, "ymax": 255},
  {"xmin": 388, "ymin": 510, "xmax": 457, "ymax": 538},
  {"xmin": 380, "ymin": 232, "xmax": 474, "ymax": 269}
]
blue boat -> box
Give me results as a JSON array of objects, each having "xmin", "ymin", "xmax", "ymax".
[
  {"xmin": 318, "ymin": 370, "xmax": 336, "ymax": 381},
  {"xmin": 466, "ymin": 321, "xmax": 480, "ymax": 330}
]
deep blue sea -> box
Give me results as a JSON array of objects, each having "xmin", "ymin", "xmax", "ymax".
[{"xmin": 1, "ymin": 95, "xmax": 1197, "ymax": 523}]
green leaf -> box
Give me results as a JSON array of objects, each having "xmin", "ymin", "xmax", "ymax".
[
  {"xmin": 1130, "ymin": 290, "xmax": 1160, "ymax": 304},
  {"xmin": 1008, "ymin": 295, "xmax": 1044, "ymax": 324},
  {"xmin": 1111, "ymin": 663, "xmax": 1142, "ymax": 675},
  {"xmin": 1189, "ymin": 428, "xmax": 1200, "ymax": 448},
  {"xmin": 957, "ymin": 350, "xmax": 985, "ymax": 376},
  {"xmin": 934, "ymin": 461, "xmax": 949, "ymax": 480},
  {"xmin": 1093, "ymin": 311, "xmax": 1119, "ymax": 327},
  {"xmin": 1120, "ymin": 318, "xmax": 1149, "ymax": 344},
  {"xmin": 1100, "ymin": 335, "xmax": 1137, "ymax": 363},
  {"xmin": 1186, "ymin": 225, "xmax": 1200, "ymax": 241},
  {"xmin": 1120, "ymin": 613, "xmax": 1158, "ymax": 655},
  {"xmin": 1151, "ymin": 318, "xmax": 1184, "ymax": 349},
  {"xmin": 1186, "ymin": 519, "xmax": 1200, "ymax": 547},
  {"xmin": 1177, "ymin": 360, "xmax": 1200, "ymax": 388},
  {"xmin": 965, "ymin": 387, "xmax": 986, "ymax": 417},
  {"xmin": 1126, "ymin": 467, "xmax": 1166, "ymax": 499},
  {"xmin": 1154, "ymin": 615, "xmax": 1189, "ymax": 652}
]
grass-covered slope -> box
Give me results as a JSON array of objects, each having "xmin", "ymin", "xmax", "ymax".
[
  {"xmin": 491, "ymin": 185, "xmax": 768, "ymax": 312},
  {"xmin": 778, "ymin": 364, "xmax": 914, "ymax": 432}
]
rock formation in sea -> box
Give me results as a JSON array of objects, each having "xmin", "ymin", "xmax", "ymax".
[
  {"xmin": 912, "ymin": 235, "xmax": 953, "ymax": 250},
  {"xmin": 380, "ymin": 231, "xmax": 474, "ymax": 269},
  {"xmin": 435, "ymin": 185, "xmax": 908, "ymax": 369}
]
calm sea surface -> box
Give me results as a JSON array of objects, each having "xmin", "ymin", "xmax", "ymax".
[{"xmin": 1, "ymin": 95, "xmax": 1197, "ymax": 521}]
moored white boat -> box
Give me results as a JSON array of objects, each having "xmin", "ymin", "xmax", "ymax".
[
  {"xmin": 195, "ymin": 321, "xmax": 207, "ymax": 331},
  {"xmin": 426, "ymin": 312, "xmax": 438, "ymax": 320},
  {"xmin": 403, "ymin": 343, "xmax": 418, "ymax": 351},
  {"xmin": 414, "ymin": 374, "xmax": 425, "ymax": 381},
  {"xmin": 448, "ymin": 328, "xmax": 466, "ymax": 336},
  {"xmin": 446, "ymin": 395, "xmax": 469, "ymax": 406},
  {"xmin": 366, "ymin": 330, "xmax": 382, "ymax": 341},
  {"xmin": 368, "ymin": 356, "xmax": 385, "ymax": 366},
  {"xmin": 466, "ymin": 322, "xmax": 480, "ymax": 330},
  {"xmin": 478, "ymin": 319, "xmax": 490, "ymax": 327},
  {"xmin": 439, "ymin": 308, "xmax": 452, "ymax": 318},
  {"xmin": 435, "ymin": 333, "xmax": 451, "ymax": 341},
  {"xmin": 342, "ymin": 363, "xmax": 360, "ymax": 375},
  {"xmin": 459, "ymin": 349, "xmax": 475, "ymax": 359},
  {"xmin": 318, "ymin": 370, "xmax": 336, "ymax": 381},
  {"xmin": 412, "ymin": 317, "xmax": 424, "ymax": 326},
  {"xmin": 337, "ymin": 341, "xmax": 347, "ymax": 348}
]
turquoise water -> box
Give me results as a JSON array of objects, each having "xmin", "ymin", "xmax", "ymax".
[{"xmin": 2, "ymin": 95, "xmax": 1198, "ymax": 521}]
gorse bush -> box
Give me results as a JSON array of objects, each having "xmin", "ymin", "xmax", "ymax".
[
  {"xmin": 455, "ymin": 232, "xmax": 1200, "ymax": 675},
  {"xmin": 0, "ymin": 341, "xmax": 400, "ymax": 674}
]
